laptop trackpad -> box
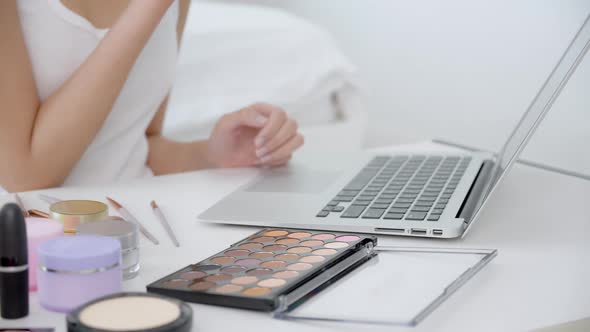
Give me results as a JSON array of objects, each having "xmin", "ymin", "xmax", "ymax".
[{"xmin": 246, "ymin": 167, "xmax": 339, "ymax": 194}]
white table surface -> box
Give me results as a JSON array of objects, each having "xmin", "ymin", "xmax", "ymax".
[{"xmin": 1, "ymin": 141, "xmax": 588, "ymax": 332}]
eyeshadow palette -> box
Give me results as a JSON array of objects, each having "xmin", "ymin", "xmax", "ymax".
[{"xmin": 147, "ymin": 229, "xmax": 377, "ymax": 311}]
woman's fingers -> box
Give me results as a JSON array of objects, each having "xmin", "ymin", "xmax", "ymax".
[
  {"xmin": 256, "ymin": 119, "xmax": 298, "ymax": 159},
  {"xmin": 251, "ymin": 103, "xmax": 288, "ymax": 149},
  {"xmin": 220, "ymin": 106, "xmax": 268, "ymax": 131},
  {"xmin": 257, "ymin": 134, "xmax": 304, "ymax": 165}
]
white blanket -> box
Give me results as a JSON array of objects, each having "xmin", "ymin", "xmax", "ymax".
[{"xmin": 164, "ymin": 2, "xmax": 360, "ymax": 140}]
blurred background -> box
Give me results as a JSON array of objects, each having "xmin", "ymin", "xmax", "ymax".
[{"xmin": 164, "ymin": 0, "xmax": 590, "ymax": 175}]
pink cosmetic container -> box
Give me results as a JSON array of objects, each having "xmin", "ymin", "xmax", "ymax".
[{"xmin": 25, "ymin": 217, "xmax": 63, "ymax": 291}]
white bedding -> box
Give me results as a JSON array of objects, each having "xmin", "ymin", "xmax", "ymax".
[{"xmin": 163, "ymin": 2, "xmax": 362, "ymax": 141}]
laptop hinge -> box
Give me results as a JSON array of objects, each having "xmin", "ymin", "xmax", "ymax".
[{"xmin": 456, "ymin": 160, "xmax": 495, "ymax": 225}]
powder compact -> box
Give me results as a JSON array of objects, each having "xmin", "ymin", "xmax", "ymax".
[
  {"xmin": 49, "ymin": 200, "xmax": 108, "ymax": 233},
  {"xmin": 67, "ymin": 292, "xmax": 192, "ymax": 332},
  {"xmin": 77, "ymin": 220, "xmax": 140, "ymax": 280},
  {"xmin": 148, "ymin": 228, "xmax": 497, "ymax": 326}
]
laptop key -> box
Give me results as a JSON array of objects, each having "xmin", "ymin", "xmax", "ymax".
[
  {"xmin": 388, "ymin": 208, "xmax": 407, "ymax": 214},
  {"xmin": 341, "ymin": 205, "xmax": 367, "ymax": 218},
  {"xmin": 332, "ymin": 205, "xmax": 345, "ymax": 212},
  {"xmin": 384, "ymin": 213, "xmax": 404, "ymax": 220},
  {"xmin": 427, "ymin": 215, "xmax": 440, "ymax": 221},
  {"xmin": 371, "ymin": 203, "xmax": 390, "ymax": 209},
  {"xmin": 333, "ymin": 196, "xmax": 353, "ymax": 202},
  {"xmin": 362, "ymin": 208, "xmax": 386, "ymax": 219},
  {"xmin": 316, "ymin": 210, "xmax": 330, "ymax": 217},
  {"xmin": 411, "ymin": 206, "xmax": 430, "ymax": 212},
  {"xmin": 415, "ymin": 201, "xmax": 433, "ymax": 207},
  {"xmin": 431, "ymin": 208, "xmax": 444, "ymax": 215},
  {"xmin": 406, "ymin": 212, "xmax": 427, "ymax": 220},
  {"xmin": 391, "ymin": 202, "xmax": 411, "ymax": 208},
  {"xmin": 327, "ymin": 201, "xmax": 339, "ymax": 206},
  {"xmin": 352, "ymin": 200, "xmax": 370, "ymax": 206},
  {"xmin": 374, "ymin": 199, "xmax": 393, "ymax": 204}
]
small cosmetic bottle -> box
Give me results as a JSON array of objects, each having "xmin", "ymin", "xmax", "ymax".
[
  {"xmin": 0, "ymin": 203, "xmax": 29, "ymax": 319},
  {"xmin": 37, "ymin": 235, "xmax": 122, "ymax": 313},
  {"xmin": 25, "ymin": 217, "xmax": 63, "ymax": 291},
  {"xmin": 49, "ymin": 200, "xmax": 108, "ymax": 233},
  {"xmin": 77, "ymin": 220, "xmax": 140, "ymax": 280}
]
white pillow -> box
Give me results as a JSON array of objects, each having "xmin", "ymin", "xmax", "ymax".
[{"xmin": 164, "ymin": 2, "xmax": 359, "ymax": 140}]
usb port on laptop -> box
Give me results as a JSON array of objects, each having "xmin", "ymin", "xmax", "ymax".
[{"xmin": 410, "ymin": 228, "xmax": 427, "ymax": 235}]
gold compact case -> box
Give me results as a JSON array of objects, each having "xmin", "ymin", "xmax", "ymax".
[{"xmin": 49, "ymin": 200, "xmax": 109, "ymax": 233}]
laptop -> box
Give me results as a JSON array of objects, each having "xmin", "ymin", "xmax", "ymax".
[{"xmin": 199, "ymin": 14, "xmax": 590, "ymax": 238}]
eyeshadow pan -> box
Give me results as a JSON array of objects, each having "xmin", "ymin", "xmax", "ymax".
[
  {"xmin": 242, "ymin": 287, "xmax": 272, "ymax": 296},
  {"xmin": 264, "ymin": 230, "xmax": 289, "ymax": 237},
  {"xmin": 251, "ymin": 236, "xmax": 274, "ymax": 243},
  {"xmin": 287, "ymin": 263, "xmax": 313, "ymax": 271},
  {"xmin": 189, "ymin": 281, "xmax": 215, "ymax": 291},
  {"xmin": 275, "ymin": 253, "xmax": 299, "ymax": 262},
  {"xmin": 179, "ymin": 271, "xmax": 207, "ymax": 280},
  {"xmin": 299, "ymin": 255, "xmax": 325, "ymax": 263},
  {"xmin": 313, "ymin": 249, "xmax": 338, "ymax": 256},
  {"xmin": 246, "ymin": 268, "xmax": 273, "ymax": 276},
  {"xmin": 335, "ymin": 235, "xmax": 360, "ymax": 242},
  {"xmin": 288, "ymin": 232, "xmax": 311, "ymax": 239},
  {"xmin": 262, "ymin": 244, "xmax": 287, "ymax": 252},
  {"xmin": 273, "ymin": 270, "xmax": 299, "ymax": 279},
  {"xmin": 238, "ymin": 242, "xmax": 263, "ymax": 250},
  {"xmin": 260, "ymin": 260, "xmax": 287, "ymax": 269},
  {"xmin": 205, "ymin": 274, "xmax": 232, "ymax": 282},
  {"xmin": 231, "ymin": 276, "xmax": 258, "ymax": 285},
  {"xmin": 324, "ymin": 242, "xmax": 349, "ymax": 249},
  {"xmin": 194, "ymin": 264, "xmax": 221, "ymax": 271},
  {"xmin": 220, "ymin": 265, "xmax": 247, "ymax": 274},
  {"xmin": 162, "ymin": 279, "xmax": 191, "ymax": 288},
  {"xmin": 287, "ymin": 246, "xmax": 312, "ymax": 254},
  {"xmin": 311, "ymin": 233, "xmax": 335, "ymax": 240},
  {"xmin": 215, "ymin": 284, "xmax": 243, "ymax": 294},
  {"xmin": 235, "ymin": 259, "xmax": 261, "ymax": 267},
  {"xmin": 300, "ymin": 240, "xmax": 323, "ymax": 247},
  {"xmin": 249, "ymin": 251, "xmax": 274, "ymax": 259},
  {"xmin": 210, "ymin": 256, "xmax": 236, "ymax": 264},
  {"xmin": 225, "ymin": 249, "xmax": 250, "ymax": 257},
  {"xmin": 276, "ymin": 238, "xmax": 299, "ymax": 245},
  {"xmin": 258, "ymin": 278, "xmax": 286, "ymax": 288}
]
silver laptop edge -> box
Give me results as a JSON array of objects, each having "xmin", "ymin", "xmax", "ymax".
[{"xmin": 462, "ymin": 13, "xmax": 590, "ymax": 237}]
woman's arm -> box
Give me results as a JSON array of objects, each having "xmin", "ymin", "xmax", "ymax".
[{"xmin": 0, "ymin": 0, "xmax": 174, "ymax": 192}]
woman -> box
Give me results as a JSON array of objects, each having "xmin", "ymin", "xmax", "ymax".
[{"xmin": 0, "ymin": 0, "xmax": 304, "ymax": 192}]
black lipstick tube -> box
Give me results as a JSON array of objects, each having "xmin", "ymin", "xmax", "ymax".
[{"xmin": 0, "ymin": 203, "xmax": 29, "ymax": 319}]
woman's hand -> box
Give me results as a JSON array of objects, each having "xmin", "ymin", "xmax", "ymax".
[{"xmin": 207, "ymin": 103, "xmax": 304, "ymax": 168}]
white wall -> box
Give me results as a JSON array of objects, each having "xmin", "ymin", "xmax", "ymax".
[{"xmin": 216, "ymin": 0, "xmax": 590, "ymax": 175}]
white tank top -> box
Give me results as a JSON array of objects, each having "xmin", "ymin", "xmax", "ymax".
[{"xmin": 16, "ymin": 1, "xmax": 178, "ymax": 187}]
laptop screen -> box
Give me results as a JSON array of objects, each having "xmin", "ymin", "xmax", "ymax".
[{"xmin": 464, "ymin": 13, "xmax": 590, "ymax": 235}]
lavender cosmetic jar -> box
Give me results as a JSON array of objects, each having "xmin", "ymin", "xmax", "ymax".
[{"xmin": 37, "ymin": 235, "xmax": 122, "ymax": 313}]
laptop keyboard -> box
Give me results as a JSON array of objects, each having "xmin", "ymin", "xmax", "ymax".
[{"xmin": 316, "ymin": 155, "xmax": 471, "ymax": 221}]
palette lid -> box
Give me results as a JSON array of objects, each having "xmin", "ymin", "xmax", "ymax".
[
  {"xmin": 273, "ymin": 246, "xmax": 497, "ymax": 327},
  {"xmin": 38, "ymin": 235, "xmax": 121, "ymax": 271}
]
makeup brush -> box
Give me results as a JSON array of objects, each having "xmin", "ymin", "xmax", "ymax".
[
  {"xmin": 14, "ymin": 194, "xmax": 30, "ymax": 218},
  {"xmin": 38, "ymin": 194, "xmax": 61, "ymax": 205},
  {"xmin": 150, "ymin": 200, "xmax": 179, "ymax": 247},
  {"xmin": 105, "ymin": 197, "xmax": 159, "ymax": 245},
  {"xmin": 28, "ymin": 209, "xmax": 49, "ymax": 218}
]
